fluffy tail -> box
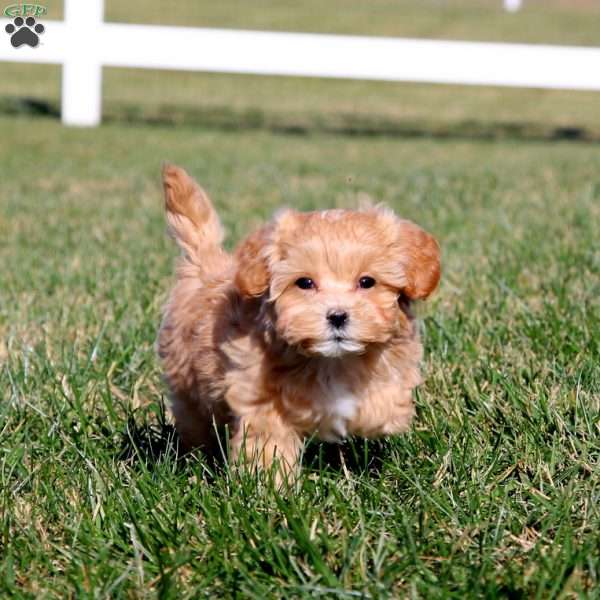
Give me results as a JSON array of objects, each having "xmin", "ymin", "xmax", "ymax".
[{"xmin": 162, "ymin": 164, "xmax": 227, "ymax": 275}]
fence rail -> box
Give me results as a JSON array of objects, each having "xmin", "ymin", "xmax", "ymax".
[{"xmin": 1, "ymin": 0, "xmax": 599, "ymax": 127}]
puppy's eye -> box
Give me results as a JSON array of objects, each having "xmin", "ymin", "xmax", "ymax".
[
  {"xmin": 358, "ymin": 276, "xmax": 376, "ymax": 289},
  {"xmin": 295, "ymin": 277, "xmax": 315, "ymax": 290}
]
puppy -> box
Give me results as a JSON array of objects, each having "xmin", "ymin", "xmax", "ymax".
[{"xmin": 158, "ymin": 165, "xmax": 440, "ymax": 479}]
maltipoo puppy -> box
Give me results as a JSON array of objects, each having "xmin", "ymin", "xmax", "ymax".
[{"xmin": 159, "ymin": 165, "xmax": 440, "ymax": 479}]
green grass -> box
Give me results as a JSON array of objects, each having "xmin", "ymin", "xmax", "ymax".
[
  {"xmin": 1, "ymin": 111, "xmax": 599, "ymax": 597},
  {"xmin": 25, "ymin": 0, "xmax": 600, "ymax": 42},
  {"xmin": 1, "ymin": 1, "xmax": 599, "ymax": 595},
  {"xmin": 104, "ymin": 0, "xmax": 600, "ymax": 44}
]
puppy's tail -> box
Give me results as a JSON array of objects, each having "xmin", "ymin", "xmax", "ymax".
[{"xmin": 162, "ymin": 164, "xmax": 228, "ymax": 276}]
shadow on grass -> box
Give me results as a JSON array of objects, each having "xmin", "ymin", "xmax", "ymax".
[
  {"xmin": 118, "ymin": 414, "xmax": 181, "ymax": 466},
  {"xmin": 303, "ymin": 436, "xmax": 393, "ymax": 477},
  {"xmin": 116, "ymin": 402, "xmax": 393, "ymax": 481},
  {"xmin": 1, "ymin": 97, "xmax": 60, "ymax": 118},
  {"xmin": 117, "ymin": 402, "xmax": 227, "ymax": 481},
  {"xmin": 1, "ymin": 95, "xmax": 598, "ymax": 144}
]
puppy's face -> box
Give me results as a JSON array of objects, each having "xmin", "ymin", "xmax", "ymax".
[{"xmin": 235, "ymin": 208, "xmax": 440, "ymax": 358}]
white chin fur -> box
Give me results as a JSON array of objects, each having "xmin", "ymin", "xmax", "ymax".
[{"xmin": 312, "ymin": 338, "xmax": 365, "ymax": 357}]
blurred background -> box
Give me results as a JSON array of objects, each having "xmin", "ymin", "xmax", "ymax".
[{"xmin": 2, "ymin": 0, "xmax": 600, "ymax": 138}]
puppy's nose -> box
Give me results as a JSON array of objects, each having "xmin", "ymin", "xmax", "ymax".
[{"xmin": 327, "ymin": 310, "xmax": 348, "ymax": 329}]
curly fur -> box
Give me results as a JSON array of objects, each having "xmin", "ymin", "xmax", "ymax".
[{"xmin": 158, "ymin": 165, "xmax": 441, "ymax": 479}]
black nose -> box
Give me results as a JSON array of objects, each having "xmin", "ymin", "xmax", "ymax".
[{"xmin": 327, "ymin": 310, "xmax": 348, "ymax": 329}]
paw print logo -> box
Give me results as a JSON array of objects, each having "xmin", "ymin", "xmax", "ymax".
[{"xmin": 5, "ymin": 16, "xmax": 45, "ymax": 48}]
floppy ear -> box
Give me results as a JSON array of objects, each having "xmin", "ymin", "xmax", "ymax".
[
  {"xmin": 234, "ymin": 224, "xmax": 273, "ymax": 297},
  {"xmin": 233, "ymin": 209, "xmax": 300, "ymax": 298},
  {"xmin": 396, "ymin": 220, "xmax": 441, "ymax": 300}
]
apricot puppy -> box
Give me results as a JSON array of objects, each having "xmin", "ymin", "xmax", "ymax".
[{"xmin": 158, "ymin": 165, "xmax": 440, "ymax": 479}]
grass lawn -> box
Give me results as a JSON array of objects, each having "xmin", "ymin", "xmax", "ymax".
[
  {"xmin": 1, "ymin": 1, "xmax": 599, "ymax": 596},
  {"xmin": 1, "ymin": 110, "xmax": 599, "ymax": 597}
]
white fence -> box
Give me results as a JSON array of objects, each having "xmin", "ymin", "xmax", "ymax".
[{"xmin": 1, "ymin": 0, "xmax": 600, "ymax": 127}]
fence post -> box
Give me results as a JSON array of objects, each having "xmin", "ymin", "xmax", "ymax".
[
  {"xmin": 504, "ymin": 0, "xmax": 522, "ymax": 12},
  {"xmin": 61, "ymin": 0, "xmax": 104, "ymax": 126}
]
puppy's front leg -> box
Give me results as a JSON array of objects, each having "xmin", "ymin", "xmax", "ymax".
[
  {"xmin": 351, "ymin": 385, "xmax": 415, "ymax": 438},
  {"xmin": 231, "ymin": 407, "xmax": 302, "ymax": 483}
]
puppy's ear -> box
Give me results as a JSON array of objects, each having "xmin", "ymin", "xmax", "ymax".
[
  {"xmin": 234, "ymin": 224, "xmax": 273, "ymax": 297},
  {"xmin": 234, "ymin": 209, "xmax": 300, "ymax": 298},
  {"xmin": 162, "ymin": 164, "xmax": 223, "ymax": 262},
  {"xmin": 396, "ymin": 220, "xmax": 441, "ymax": 300}
]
